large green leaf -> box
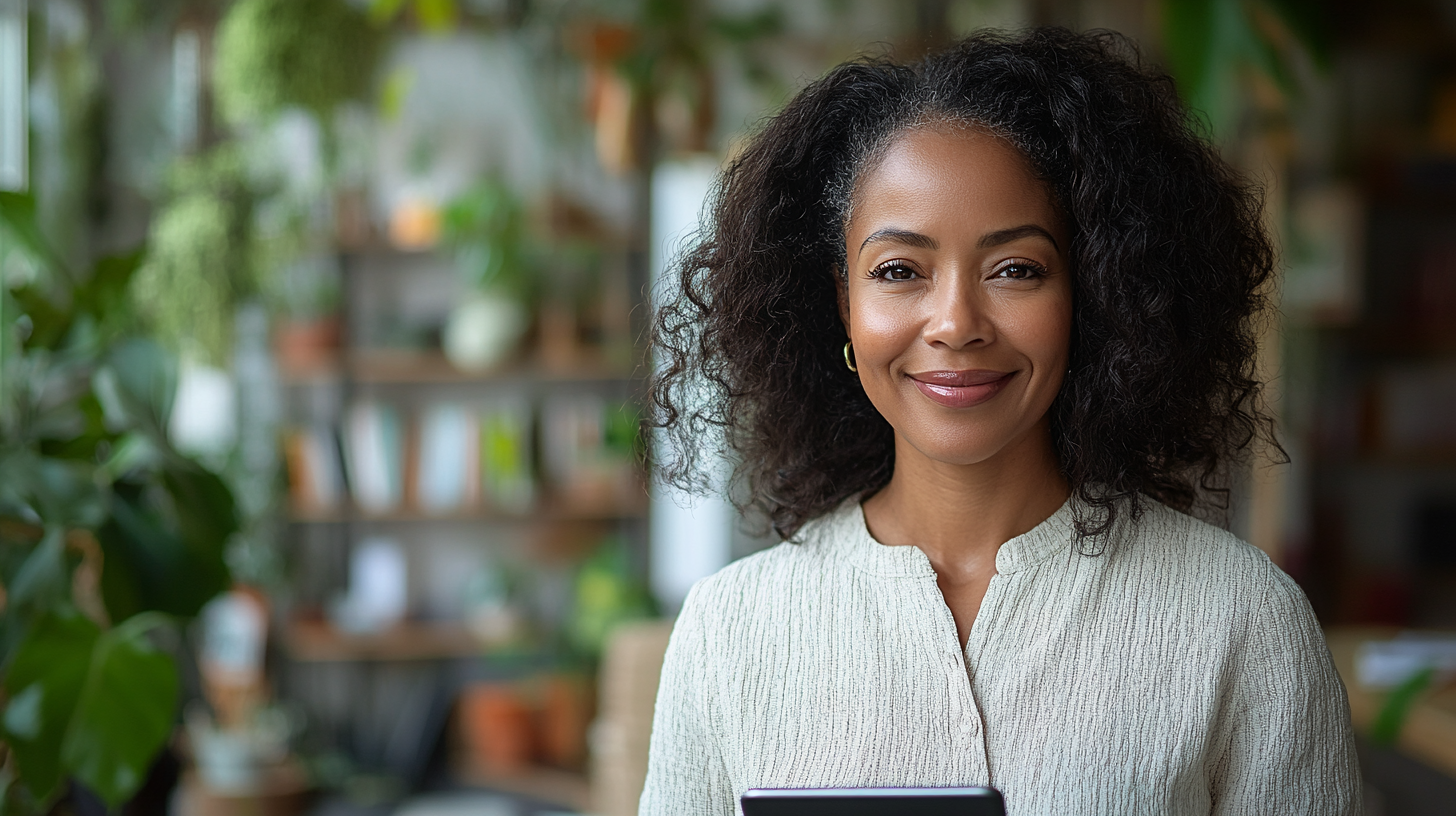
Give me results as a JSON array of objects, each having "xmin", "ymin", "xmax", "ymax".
[
  {"xmin": 97, "ymin": 485, "xmax": 230, "ymax": 620},
  {"xmin": 28, "ymin": 459, "xmax": 107, "ymax": 531},
  {"xmin": 6, "ymin": 530, "xmax": 68, "ymax": 618},
  {"xmin": 1162, "ymin": 0, "xmax": 1249, "ymax": 137},
  {"xmin": 8, "ymin": 286, "xmax": 72, "ymax": 353},
  {"xmin": 60, "ymin": 614, "xmax": 178, "ymax": 808},
  {"xmin": 0, "ymin": 193, "xmax": 68, "ymax": 284},
  {"xmin": 163, "ymin": 462, "xmax": 240, "ymax": 557},
  {"xmin": 73, "ymin": 250, "xmax": 146, "ymax": 340},
  {"xmin": 1262, "ymin": 0, "xmax": 1331, "ymax": 69},
  {"xmin": 1371, "ymin": 665, "xmax": 1436, "ymax": 746},
  {"xmin": 1, "ymin": 611, "xmax": 102, "ymax": 803},
  {"xmin": 6, "ymin": 247, "xmax": 142, "ymax": 359},
  {"xmin": 1161, "ymin": 0, "xmax": 1331, "ymax": 138},
  {"xmin": 93, "ymin": 338, "xmax": 176, "ymax": 440}
]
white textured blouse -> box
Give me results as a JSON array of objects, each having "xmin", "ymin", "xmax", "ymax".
[{"xmin": 640, "ymin": 496, "xmax": 1361, "ymax": 816}]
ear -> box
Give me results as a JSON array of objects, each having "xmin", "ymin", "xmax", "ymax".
[{"xmin": 835, "ymin": 267, "xmax": 851, "ymax": 336}]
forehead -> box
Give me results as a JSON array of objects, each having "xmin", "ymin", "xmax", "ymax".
[{"xmin": 847, "ymin": 126, "xmax": 1060, "ymax": 243}]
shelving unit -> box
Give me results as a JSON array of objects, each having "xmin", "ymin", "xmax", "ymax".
[
  {"xmin": 275, "ymin": 234, "xmax": 645, "ymax": 794},
  {"xmin": 1298, "ymin": 170, "xmax": 1456, "ymax": 626},
  {"xmin": 453, "ymin": 763, "xmax": 593, "ymax": 812},
  {"xmin": 281, "ymin": 350, "xmax": 638, "ymax": 387},
  {"xmin": 1327, "ymin": 628, "xmax": 1456, "ymax": 779},
  {"xmin": 283, "ymin": 620, "xmax": 483, "ymax": 663}
]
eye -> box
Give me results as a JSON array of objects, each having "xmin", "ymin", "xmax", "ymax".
[
  {"xmin": 870, "ymin": 261, "xmax": 920, "ymax": 282},
  {"xmin": 993, "ymin": 261, "xmax": 1048, "ymax": 280}
]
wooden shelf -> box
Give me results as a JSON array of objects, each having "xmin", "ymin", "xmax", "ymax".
[
  {"xmin": 1327, "ymin": 627, "xmax": 1456, "ymax": 778},
  {"xmin": 454, "ymin": 762, "xmax": 591, "ymax": 812},
  {"xmin": 281, "ymin": 350, "xmax": 638, "ymax": 386},
  {"xmin": 1315, "ymin": 450, "xmax": 1456, "ymax": 469},
  {"xmin": 282, "ymin": 620, "xmax": 484, "ymax": 662},
  {"xmin": 1318, "ymin": 323, "xmax": 1456, "ymax": 358},
  {"xmin": 288, "ymin": 496, "xmax": 648, "ymax": 524},
  {"xmin": 176, "ymin": 766, "xmax": 313, "ymax": 816}
]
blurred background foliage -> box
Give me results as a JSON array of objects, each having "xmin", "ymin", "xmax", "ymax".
[
  {"xmin": 7, "ymin": 0, "xmax": 1456, "ymax": 814},
  {"xmin": 0, "ymin": 0, "xmax": 1336, "ymax": 811},
  {"xmin": 0, "ymin": 189, "xmax": 237, "ymax": 812}
]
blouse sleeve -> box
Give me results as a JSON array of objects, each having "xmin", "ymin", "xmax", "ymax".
[
  {"xmin": 1209, "ymin": 567, "xmax": 1362, "ymax": 815},
  {"xmin": 639, "ymin": 580, "xmax": 735, "ymax": 816}
]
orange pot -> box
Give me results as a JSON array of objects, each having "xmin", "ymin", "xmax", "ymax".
[
  {"xmin": 459, "ymin": 683, "xmax": 535, "ymax": 775},
  {"xmin": 274, "ymin": 317, "xmax": 341, "ymax": 376},
  {"xmin": 538, "ymin": 674, "xmax": 594, "ymax": 770}
]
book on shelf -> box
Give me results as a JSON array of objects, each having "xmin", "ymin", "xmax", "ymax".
[
  {"xmin": 285, "ymin": 423, "xmax": 345, "ymax": 513},
  {"xmin": 344, "ymin": 401, "xmax": 405, "ymax": 513},
  {"xmin": 417, "ymin": 403, "xmax": 480, "ymax": 514},
  {"xmin": 1375, "ymin": 363, "xmax": 1456, "ymax": 454},
  {"xmin": 314, "ymin": 396, "xmax": 640, "ymax": 518}
]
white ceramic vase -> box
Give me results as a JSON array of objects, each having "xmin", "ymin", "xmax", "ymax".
[{"xmin": 443, "ymin": 291, "xmax": 528, "ymax": 372}]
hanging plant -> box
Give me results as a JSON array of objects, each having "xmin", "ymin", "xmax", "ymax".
[
  {"xmin": 212, "ymin": 0, "xmax": 384, "ymax": 125},
  {"xmin": 131, "ymin": 147, "xmax": 255, "ymax": 366}
]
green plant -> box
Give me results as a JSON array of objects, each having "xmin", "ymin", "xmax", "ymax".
[
  {"xmin": 0, "ymin": 192, "xmax": 237, "ymax": 812},
  {"xmin": 131, "ymin": 146, "xmax": 258, "ymax": 367},
  {"xmin": 1370, "ymin": 665, "xmax": 1437, "ymax": 747},
  {"xmin": 440, "ymin": 181, "xmax": 534, "ymax": 298},
  {"xmin": 212, "ymin": 0, "xmax": 384, "ymax": 126},
  {"xmin": 567, "ymin": 536, "xmax": 654, "ymax": 659},
  {"xmin": 368, "ymin": 0, "xmax": 461, "ymax": 33},
  {"xmin": 601, "ymin": 0, "xmax": 784, "ymax": 153},
  {"xmin": 1161, "ymin": 0, "xmax": 1330, "ymax": 138}
]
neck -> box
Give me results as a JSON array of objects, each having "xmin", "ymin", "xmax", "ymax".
[{"xmin": 861, "ymin": 421, "xmax": 1069, "ymax": 570}]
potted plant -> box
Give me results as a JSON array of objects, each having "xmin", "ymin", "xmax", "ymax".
[
  {"xmin": 438, "ymin": 180, "xmax": 535, "ymax": 372},
  {"xmin": 0, "ymin": 191, "xmax": 239, "ymax": 814}
]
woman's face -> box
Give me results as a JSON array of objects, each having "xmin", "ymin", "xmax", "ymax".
[{"xmin": 840, "ymin": 126, "xmax": 1072, "ymax": 468}]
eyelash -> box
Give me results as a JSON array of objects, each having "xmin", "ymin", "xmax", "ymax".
[
  {"xmin": 869, "ymin": 261, "xmax": 919, "ymax": 281},
  {"xmin": 994, "ymin": 261, "xmax": 1049, "ymax": 280},
  {"xmin": 868, "ymin": 260, "xmax": 1050, "ymax": 281}
]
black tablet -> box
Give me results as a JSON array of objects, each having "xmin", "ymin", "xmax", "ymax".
[{"xmin": 740, "ymin": 786, "xmax": 1005, "ymax": 815}]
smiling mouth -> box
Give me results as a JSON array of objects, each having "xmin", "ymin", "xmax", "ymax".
[{"xmin": 908, "ymin": 370, "xmax": 1015, "ymax": 408}]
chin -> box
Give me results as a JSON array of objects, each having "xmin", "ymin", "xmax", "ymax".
[
  {"xmin": 890, "ymin": 403, "xmax": 1053, "ymax": 467},
  {"xmin": 900, "ymin": 427, "xmax": 1019, "ymax": 467}
]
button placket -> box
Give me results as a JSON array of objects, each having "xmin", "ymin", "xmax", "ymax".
[{"xmin": 959, "ymin": 571, "xmax": 1007, "ymax": 778}]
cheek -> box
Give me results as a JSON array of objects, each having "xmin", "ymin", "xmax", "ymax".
[
  {"xmin": 849, "ymin": 293, "xmax": 919, "ymax": 361},
  {"xmin": 997, "ymin": 288, "xmax": 1073, "ymax": 367}
]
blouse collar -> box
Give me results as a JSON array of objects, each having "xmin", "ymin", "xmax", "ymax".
[{"xmin": 820, "ymin": 493, "xmax": 1078, "ymax": 578}]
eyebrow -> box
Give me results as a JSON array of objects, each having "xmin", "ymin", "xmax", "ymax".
[
  {"xmin": 857, "ymin": 223, "xmax": 1059, "ymax": 257},
  {"xmin": 858, "ymin": 228, "xmax": 938, "ymax": 256},
  {"xmin": 978, "ymin": 224, "xmax": 1059, "ymax": 251}
]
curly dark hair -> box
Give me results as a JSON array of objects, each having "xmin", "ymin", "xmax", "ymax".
[{"xmin": 649, "ymin": 27, "xmax": 1281, "ymax": 543}]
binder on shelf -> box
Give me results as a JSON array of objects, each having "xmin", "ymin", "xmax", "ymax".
[
  {"xmin": 417, "ymin": 403, "xmax": 479, "ymax": 514},
  {"xmin": 344, "ymin": 401, "xmax": 404, "ymax": 513},
  {"xmin": 285, "ymin": 423, "xmax": 344, "ymax": 513}
]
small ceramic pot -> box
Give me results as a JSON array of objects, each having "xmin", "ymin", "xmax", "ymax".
[{"xmin": 442, "ymin": 292, "xmax": 527, "ymax": 372}]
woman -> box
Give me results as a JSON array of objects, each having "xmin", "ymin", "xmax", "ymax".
[{"xmin": 641, "ymin": 28, "xmax": 1359, "ymax": 816}]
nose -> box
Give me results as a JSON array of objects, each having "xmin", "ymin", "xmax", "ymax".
[{"xmin": 921, "ymin": 272, "xmax": 994, "ymax": 350}]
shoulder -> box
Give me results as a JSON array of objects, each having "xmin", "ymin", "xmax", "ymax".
[
  {"xmin": 1116, "ymin": 499, "xmax": 1284, "ymax": 592},
  {"xmin": 1107, "ymin": 499, "xmax": 1318, "ymax": 637}
]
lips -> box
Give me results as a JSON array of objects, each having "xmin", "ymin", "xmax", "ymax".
[{"xmin": 908, "ymin": 369, "xmax": 1015, "ymax": 408}]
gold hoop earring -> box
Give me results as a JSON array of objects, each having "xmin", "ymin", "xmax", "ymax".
[{"xmin": 843, "ymin": 341, "xmax": 857, "ymax": 373}]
